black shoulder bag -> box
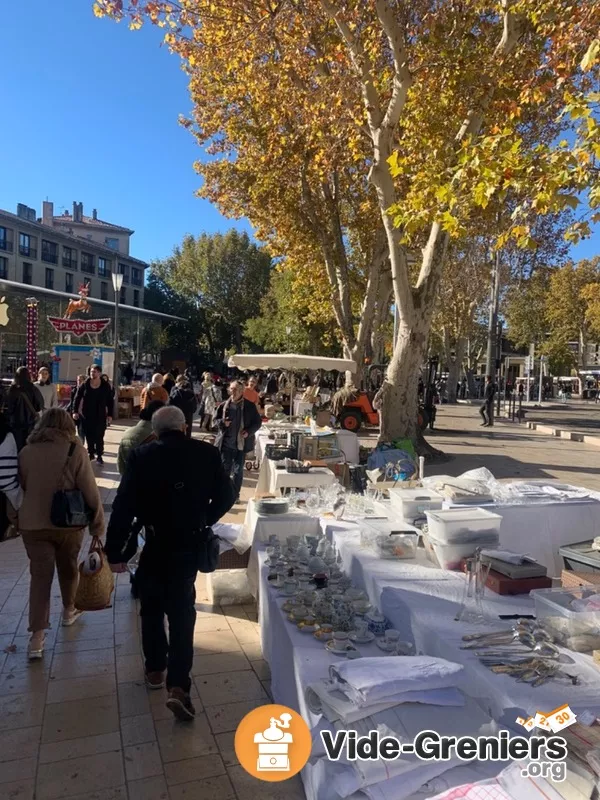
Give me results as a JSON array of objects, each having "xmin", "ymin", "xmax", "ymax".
[
  {"xmin": 51, "ymin": 443, "xmax": 94, "ymax": 528},
  {"xmin": 166, "ymin": 474, "xmax": 221, "ymax": 573}
]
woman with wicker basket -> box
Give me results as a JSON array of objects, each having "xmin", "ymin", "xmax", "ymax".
[{"xmin": 17, "ymin": 408, "xmax": 104, "ymax": 660}]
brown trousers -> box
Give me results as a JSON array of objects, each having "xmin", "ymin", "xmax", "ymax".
[{"xmin": 21, "ymin": 529, "xmax": 84, "ymax": 632}]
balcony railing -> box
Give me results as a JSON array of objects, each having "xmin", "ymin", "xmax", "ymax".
[
  {"xmin": 42, "ymin": 251, "xmax": 58, "ymax": 264},
  {"xmin": 0, "ymin": 240, "xmax": 13, "ymax": 253},
  {"xmin": 81, "ymin": 263, "xmax": 95, "ymax": 275},
  {"xmin": 19, "ymin": 245, "xmax": 37, "ymax": 258},
  {"xmin": 62, "ymin": 257, "xmax": 77, "ymax": 269}
]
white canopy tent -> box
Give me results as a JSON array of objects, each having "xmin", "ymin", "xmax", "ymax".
[
  {"xmin": 227, "ymin": 353, "xmax": 357, "ymax": 373},
  {"xmin": 227, "ymin": 353, "xmax": 357, "ymax": 419}
]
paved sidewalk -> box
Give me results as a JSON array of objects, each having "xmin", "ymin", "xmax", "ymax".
[{"xmin": 0, "ymin": 422, "xmax": 305, "ymax": 800}]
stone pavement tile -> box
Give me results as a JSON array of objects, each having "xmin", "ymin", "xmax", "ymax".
[
  {"xmin": 50, "ymin": 648, "xmax": 115, "ymax": 680},
  {"xmin": 0, "ymin": 665, "xmax": 49, "ymax": 696},
  {"xmin": 42, "ymin": 695, "xmax": 119, "ymax": 743},
  {"xmin": 193, "ymin": 631, "xmax": 241, "ymax": 655},
  {"xmin": 0, "ymin": 726, "xmax": 41, "ymax": 763},
  {"xmin": 1, "ymin": 596, "xmax": 28, "ymax": 615},
  {"xmin": 239, "ymin": 641, "xmax": 263, "ymax": 661},
  {"xmin": 261, "ymin": 679, "xmax": 272, "ymax": 699},
  {"xmin": 46, "ymin": 673, "xmax": 117, "ymax": 704},
  {"xmin": 0, "ymin": 756, "xmax": 36, "ymax": 784},
  {"xmin": 118, "ymin": 681, "xmax": 151, "ymax": 718},
  {"xmin": 120, "ymin": 713, "xmax": 156, "ymax": 746},
  {"xmin": 16, "ymin": 615, "xmax": 60, "ymax": 638},
  {"xmin": 163, "ymin": 754, "xmax": 226, "ymax": 786},
  {"xmin": 228, "ymin": 765, "xmax": 306, "ymax": 799},
  {"xmin": 229, "ymin": 624, "xmax": 261, "ymax": 646},
  {"xmin": 0, "ymin": 614, "xmax": 22, "ymax": 636},
  {"xmin": 115, "ymin": 654, "xmax": 144, "ymax": 684},
  {"xmin": 47, "ymin": 790, "xmax": 126, "ymax": 800},
  {"xmin": 205, "ymin": 700, "xmax": 265, "ymax": 735},
  {"xmin": 2, "ymin": 635, "xmax": 56, "ymax": 673},
  {"xmin": 196, "ymin": 670, "xmax": 268, "ymax": 707},
  {"xmin": 0, "ymin": 692, "xmax": 45, "ymax": 731},
  {"xmin": 251, "ymin": 659, "xmax": 271, "ymax": 680},
  {"xmin": 193, "ymin": 617, "xmax": 232, "ymax": 634},
  {"xmin": 155, "ymin": 714, "xmax": 218, "ymax": 762},
  {"xmin": 114, "ymin": 631, "xmax": 141, "ymax": 656},
  {"xmin": 220, "ymin": 606, "xmax": 249, "ymax": 620},
  {"xmin": 0, "ymin": 779, "xmax": 34, "ymax": 800},
  {"xmin": 56, "ymin": 623, "xmax": 115, "ymax": 642},
  {"xmin": 167, "ymin": 775, "xmax": 236, "ymax": 800},
  {"xmin": 214, "ymin": 731, "xmax": 239, "ymax": 766},
  {"xmin": 191, "ymin": 652, "xmax": 251, "ymax": 677},
  {"xmin": 123, "ymin": 741, "xmax": 163, "ymax": 782},
  {"xmin": 73, "ymin": 608, "xmax": 115, "ymax": 626},
  {"xmin": 127, "ymin": 776, "xmax": 169, "ymax": 800},
  {"xmin": 114, "ymin": 614, "xmax": 139, "ymax": 634},
  {"xmin": 195, "ymin": 604, "xmax": 224, "ymax": 617},
  {"xmin": 36, "ymin": 750, "xmax": 125, "ymax": 800},
  {"xmin": 53, "ymin": 635, "xmax": 114, "ymax": 655},
  {"xmin": 39, "ymin": 731, "xmax": 121, "ymax": 764}
]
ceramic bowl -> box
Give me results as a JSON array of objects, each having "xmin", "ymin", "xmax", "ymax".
[
  {"xmin": 345, "ymin": 588, "xmax": 366, "ymax": 602},
  {"xmin": 352, "ymin": 600, "xmax": 372, "ymax": 615}
]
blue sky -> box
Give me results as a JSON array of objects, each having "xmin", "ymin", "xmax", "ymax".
[
  {"xmin": 0, "ymin": 0, "xmax": 597, "ymax": 267},
  {"xmin": 0, "ymin": 0, "xmax": 251, "ymax": 265}
]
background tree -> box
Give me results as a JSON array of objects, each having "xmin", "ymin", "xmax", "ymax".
[{"xmin": 152, "ymin": 230, "xmax": 272, "ymax": 361}]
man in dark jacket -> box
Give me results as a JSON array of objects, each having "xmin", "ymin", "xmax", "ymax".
[
  {"xmin": 72, "ymin": 365, "xmax": 113, "ymax": 464},
  {"xmin": 168, "ymin": 376, "xmax": 198, "ymax": 438},
  {"xmin": 106, "ymin": 406, "xmax": 235, "ymax": 721},
  {"xmin": 479, "ymin": 375, "xmax": 496, "ymax": 427},
  {"xmin": 215, "ymin": 379, "xmax": 262, "ymax": 503}
]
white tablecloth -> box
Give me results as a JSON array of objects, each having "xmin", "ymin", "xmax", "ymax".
[
  {"xmin": 322, "ymin": 521, "xmax": 600, "ymax": 728},
  {"xmin": 256, "ymin": 547, "xmax": 509, "ymax": 800},
  {"xmin": 256, "ymin": 457, "xmax": 337, "ymax": 495}
]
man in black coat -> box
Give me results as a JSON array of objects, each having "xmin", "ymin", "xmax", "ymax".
[
  {"xmin": 105, "ymin": 406, "xmax": 235, "ymax": 721},
  {"xmin": 479, "ymin": 375, "xmax": 496, "ymax": 427},
  {"xmin": 72, "ymin": 365, "xmax": 113, "ymax": 464},
  {"xmin": 215, "ymin": 379, "xmax": 262, "ymax": 503},
  {"xmin": 168, "ymin": 376, "xmax": 198, "ymax": 438}
]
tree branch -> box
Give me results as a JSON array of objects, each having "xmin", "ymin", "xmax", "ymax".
[{"xmin": 374, "ymin": 0, "xmax": 413, "ymax": 130}]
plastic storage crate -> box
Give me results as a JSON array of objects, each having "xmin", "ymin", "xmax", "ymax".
[
  {"xmin": 424, "ymin": 508, "xmax": 501, "ymax": 546},
  {"xmin": 531, "ymin": 587, "xmax": 600, "ymax": 651}
]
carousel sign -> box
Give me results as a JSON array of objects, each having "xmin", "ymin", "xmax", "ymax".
[
  {"xmin": 48, "ymin": 316, "xmax": 111, "ymax": 336},
  {"xmin": 48, "ymin": 283, "xmax": 110, "ymax": 337}
]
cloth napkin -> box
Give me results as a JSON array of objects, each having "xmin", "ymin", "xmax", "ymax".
[
  {"xmin": 306, "ymin": 679, "xmax": 465, "ymax": 724},
  {"xmin": 329, "ymin": 656, "xmax": 464, "ymax": 707}
]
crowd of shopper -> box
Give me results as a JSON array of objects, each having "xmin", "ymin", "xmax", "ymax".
[{"xmin": 0, "ymin": 364, "xmax": 267, "ymax": 720}]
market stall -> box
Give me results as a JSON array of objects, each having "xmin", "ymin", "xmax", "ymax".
[{"xmin": 248, "ymin": 474, "xmax": 600, "ymax": 800}]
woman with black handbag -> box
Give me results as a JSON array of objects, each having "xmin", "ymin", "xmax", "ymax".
[{"xmin": 17, "ymin": 408, "xmax": 104, "ymax": 660}]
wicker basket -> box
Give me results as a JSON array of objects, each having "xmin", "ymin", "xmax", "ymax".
[
  {"xmin": 74, "ymin": 536, "xmax": 115, "ymax": 611},
  {"xmin": 561, "ymin": 569, "xmax": 600, "ymax": 589},
  {"xmin": 217, "ymin": 548, "xmax": 251, "ymax": 570}
]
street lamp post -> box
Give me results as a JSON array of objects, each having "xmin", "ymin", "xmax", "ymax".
[{"xmin": 111, "ymin": 271, "xmax": 124, "ymax": 419}]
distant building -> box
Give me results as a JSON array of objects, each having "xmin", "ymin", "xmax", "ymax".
[
  {"xmin": 0, "ymin": 201, "xmax": 145, "ymax": 308},
  {"xmin": 0, "ymin": 200, "xmax": 182, "ymax": 377}
]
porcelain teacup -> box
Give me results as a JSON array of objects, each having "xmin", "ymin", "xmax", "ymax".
[
  {"xmin": 282, "ymin": 578, "xmax": 297, "ymax": 595},
  {"xmin": 354, "ymin": 618, "xmax": 369, "ymax": 638},
  {"xmin": 383, "ymin": 629, "xmax": 401, "ymax": 646},
  {"xmin": 333, "ymin": 631, "xmax": 349, "ymax": 650}
]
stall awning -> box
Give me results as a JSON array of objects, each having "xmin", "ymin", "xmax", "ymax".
[{"xmin": 228, "ymin": 353, "xmax": 357, "ymax": 373}]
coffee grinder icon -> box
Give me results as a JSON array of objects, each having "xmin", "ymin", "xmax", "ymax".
[{"xmin": 254, "ymin": 713, "xmax": 293, "ymax": 771}]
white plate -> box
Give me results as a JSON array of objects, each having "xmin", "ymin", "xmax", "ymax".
[
  {"xmin": 349, "ymin": 631, "xmax": 375, "ymax": 644},
  {"xmin": 325, "ymin": 640, "xmax": 357, "ymax": 655}
]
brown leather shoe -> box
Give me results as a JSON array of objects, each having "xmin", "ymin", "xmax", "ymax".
[
  {"xmin": 145, "ymin": 671, "xmax": 165, "ymax": 690},
  {"xmin": 166, "ymin": 688, "xmax": 195, "ymax": 721}
]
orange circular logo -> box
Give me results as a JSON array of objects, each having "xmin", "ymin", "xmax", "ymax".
[{"xmin": 234, "ymin": 704, "xmax": 312, "ymax": 781}]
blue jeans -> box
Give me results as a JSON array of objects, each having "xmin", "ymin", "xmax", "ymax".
[{"xmin": 221, "ymin": 447, "xmax": 245, "ymax": 500}]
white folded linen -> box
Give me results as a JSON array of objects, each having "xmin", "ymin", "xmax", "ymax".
[
  {"xmin": 329, "ymin": 656, "xmax": 464, "ymax": 707},
  {"xmin": 309, "ymin": 696, "xmax": 500, "ymax": 800},
  {"xmin": 213, "ymin": 522, "xmax": 244, "ymax": 554},
  {"xmin": 306, "ymin": 679, "xmax": 465, "ymax": 724}
]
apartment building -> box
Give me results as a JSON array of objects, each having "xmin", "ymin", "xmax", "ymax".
[{"xmin": 0, "ymin": 201, "xmax": 146, "ymax": 308}]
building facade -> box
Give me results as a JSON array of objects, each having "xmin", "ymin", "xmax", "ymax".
[
  {"xmin": 0, "ymin": 200, "xmax": 183, "ymax": 380},
  {"xmin": 0, "ymin": 201, "xmax": 145, "ymax": 309}
]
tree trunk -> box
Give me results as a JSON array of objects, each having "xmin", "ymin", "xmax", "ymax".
[
  {"xmin": 446, "ymin": 337, "xmax": 466, "ymax": 404},
  {"xmin": 377, "ymin": 315, "xmax": 443, "ymax": 458}
]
